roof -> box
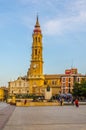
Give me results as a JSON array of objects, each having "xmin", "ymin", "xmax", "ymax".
[{"xmin": 44, "ymin": 74, "xmax": 61, "ymax": 79}]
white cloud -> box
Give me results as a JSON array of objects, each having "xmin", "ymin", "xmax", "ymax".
[
  {"xmin": 43, "ymin": 13, "xmax": 86, "ymax": 35},
  {"xmin": 42, "ymin": 20, "xmax": 62, "ymax": 35},
  {"xmin": 43, "ymin": 0, "xmax": 86, "ymax": 35},
  {"xmin": 75, "ymin": 0, "xmax": 86, "ymax": 11}
]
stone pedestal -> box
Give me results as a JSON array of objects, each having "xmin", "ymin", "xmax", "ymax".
[{"xmin": 44, "ymin": 87, "xmax": 52, "ymax": 100}]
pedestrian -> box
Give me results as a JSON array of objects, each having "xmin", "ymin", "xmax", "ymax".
[
  {"xmin": 60, "ymin": 98, "xmax": 64, "ymax": 106},
  {"xmin": 24, "ymin": 99, "xmax": 27, "ymax": 105},
  {"xmin": 71, "ymin": 98, "xmax": 75, "ymax": 105},
  {"xmin": 75, "ymin": 98, "xmax": 79, "ymax": 107}
]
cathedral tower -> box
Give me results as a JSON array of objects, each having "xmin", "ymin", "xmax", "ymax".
[{"xmin": 27, "ymin": 16, "xmax": 44, "ymax": 94}]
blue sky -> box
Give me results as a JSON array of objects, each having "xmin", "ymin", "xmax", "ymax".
[{"xmin": 0, "ymin": 0, "xmax": 86, "ymax": 86}]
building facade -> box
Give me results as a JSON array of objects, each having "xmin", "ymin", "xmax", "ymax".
[
  {"xmin": 0, "ymin": 87, "xmax": 8, "ymax": 101},
  {"xmin": 8, "ymin": 17, "xmax": 86, "ymax": 96},
  {"xmin": 9, "ymin": 77, "xmax": 28, "ymax": 95},
  {"xmin": 27, "ymin": 16, "xmax": 44, "ymax": 95},
  {"xmin": 61, "ymin": 68, "xmax": 86, "ymax": 93},
  {"xmin": 44, "ymin": 75, "xmax": 61, "ymax": 95},
  {"xmin": 0, "ymin": 88, "xmax": 4, "ymax": 101},
  {"xmin": 8, "ymin": 17, "xmax": 61, "ymax": 96}
]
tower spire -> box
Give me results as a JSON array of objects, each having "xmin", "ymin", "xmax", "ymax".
[
  {"xmin": 27, "ymin": 16, "xmax": 44, "ymax": 94},
  {"xmin": 35, "ymin": 15, "xmax": 40, "ymax": 27},
  {"xmin": 34, "ymin": 15, "xmax": 41, "ymax": 33}
]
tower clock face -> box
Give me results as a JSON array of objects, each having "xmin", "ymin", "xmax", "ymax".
[{"xmin": 33, "ymin": 64, "xmax": 37, "ymax": 69}]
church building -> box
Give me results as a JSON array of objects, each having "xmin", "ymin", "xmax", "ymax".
[
  {"xmin": 8, "ymin": 17, "xmax": 86, "ymax": 97},
  {"xmin": 8, "ymin": 16, "xmax": 61, "ymax": 96}
]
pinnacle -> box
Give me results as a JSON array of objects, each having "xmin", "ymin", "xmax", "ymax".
[{"xmin": 35, "ymin": 15, "xmax": 40, "ymax": 27}]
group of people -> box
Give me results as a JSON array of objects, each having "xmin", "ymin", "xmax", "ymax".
[
  {"xmin": 72, "ymin": 98, "xmax": 79, "ymax": 107},
  {"xmin": 59, "ymin": 97, "xmax": 79, "ymax": 107}
]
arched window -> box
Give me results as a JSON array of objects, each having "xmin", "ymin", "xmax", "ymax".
[
  {"xmin": 35, "ymin": 49, "xmax": 37, "ymax": 55},
  {"xmin": 38, "ymin": 37, "xmax": 40, "ymax": 42},
  {"xmin": 35, "ymin": 37, "xmax": 37, "ymax": 42},
  {"xmin": 47, "ymin": 86, "xmax": 50, "ymax": 92}
]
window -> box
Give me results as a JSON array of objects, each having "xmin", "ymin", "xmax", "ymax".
[
  {"xmin": 63, "ymin": 89, "xmax": 65, "ymax": 93},
  {"xmin": 35, "ymin": 49, "xmax": 37, "ymax": 55},
  {"xmin": 35, "ymin": 37, "xmax": 37, "ymax": 42},
  {"xmin": 62, "ymin": 78, "xmax": 65, "ymax": 82},
  {"xmin": 38, "ymin": 50, "xmax": 40, "ymax": 54},
  {"xmin": 77, "ymin": 77, "xmax": 80, "ymax": 82},
  {"xmin": 69, "ymin": 78, "xmax": 71, "ymax": 82},
  {"xmin": 52, "ymin": 80, "xmax": 56, "ymax": 85},
  {"xmin": 63, "ymin": 86, "xmax": 65, "ymax": 93},
  {"xmin": 52, "ymin": 80, "xmax": 55, "ymax": 85},
  {"xmin": 68, "ymin": 83, "xmax": 71, "ymax": 93},
  {"xmin": 47, "ymin": 86, "xmax": 50, "ymax": 92},
  {"xmin": 69, "ymin": 83, "xmax": 71, "ymax": 87},
  {"xmin": 38, "ymin": 37, "xmax": 40, "ymax": 42},
  {"xmin": 19, "ymin": 81, "xmax": 21, "ymax": 86},
  {"xmin": 63, "ymin": 83, "xmax": 65, "ymax": 87},
  {"xmin": 44, "ymin": 80, "xmax": 47, "ymax": 85}
]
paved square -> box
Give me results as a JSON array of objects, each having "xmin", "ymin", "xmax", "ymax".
[
  {"xmin": 0, "ymin": 103, "xmax": 15, "ymax": 130},
  {"xmin": 2, "ymin": 105, "xmax": 86, "ymax": 130},
  {"xmin": 0, "ymin": 102, "xmax": 8, "ymax": 110}
]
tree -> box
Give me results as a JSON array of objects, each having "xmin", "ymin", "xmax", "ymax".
[
  {"xmin": 72, "ymin": 79, "xmax": 86, "ymax": 98},
  {"xmin": 72, "ymin": 82, "xmax": 81, "ymax": 97},
  {"xmin": 80, "ymin": 79, "xmax": 86, "ymax": 97}
]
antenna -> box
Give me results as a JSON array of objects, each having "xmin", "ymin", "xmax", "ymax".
[{"xmin": 71, "ymin": 59, "xmax": 74, "ymax": 69}]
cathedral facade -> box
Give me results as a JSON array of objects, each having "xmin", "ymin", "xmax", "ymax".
[
  {"xmin": 8, "ymin": 17, "xmax": 61, "ymax": 96},
  {"xmin": 8, "ymin": 17, "xmax": 86, "ymax": 96}
]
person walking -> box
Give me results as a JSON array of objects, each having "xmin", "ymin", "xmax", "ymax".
[
  {"xmin": 71, "ymin": 98, "xmax": 75, "ymax": 105},
  {"xmin": 24, "ymin": 99, "xmax": 27, "ymax": 105},
  {"xmin": 75, "ymin": 98, "xmax": 79, "ymax": 107},
  {"xmin": 60, "ymin": 98, "xmax": 64, "ymax": 106}
]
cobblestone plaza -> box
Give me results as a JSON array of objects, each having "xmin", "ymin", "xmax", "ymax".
[{"xmin": 0, "ymin": 102, "xmax": 86, "ymax": 130}]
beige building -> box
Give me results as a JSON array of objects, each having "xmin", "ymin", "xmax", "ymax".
[{"xmin": 9, "ymin": 77, "xmax": 28, "ymax": 95}]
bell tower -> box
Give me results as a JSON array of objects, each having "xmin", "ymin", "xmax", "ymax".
[{"xmin": 27, "ymin": 16, "xmax": 44, "ymax": 94}]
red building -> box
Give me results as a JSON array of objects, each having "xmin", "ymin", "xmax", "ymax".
[{"xmin": 61, "ymin": 68, "xmax": 86, "ymax": 93}]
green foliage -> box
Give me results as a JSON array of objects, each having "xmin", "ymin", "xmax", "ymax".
[
  {"xmin": 15, "ymin": 94, "xmax": 36, "ymax": 99},
  {"xmin": 15, "ymin": 94, "xmax": 44, "ymax": 101},
  {"xmin": 72, "ymin": 79, "xmax": 86, "ymax": 97}
]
